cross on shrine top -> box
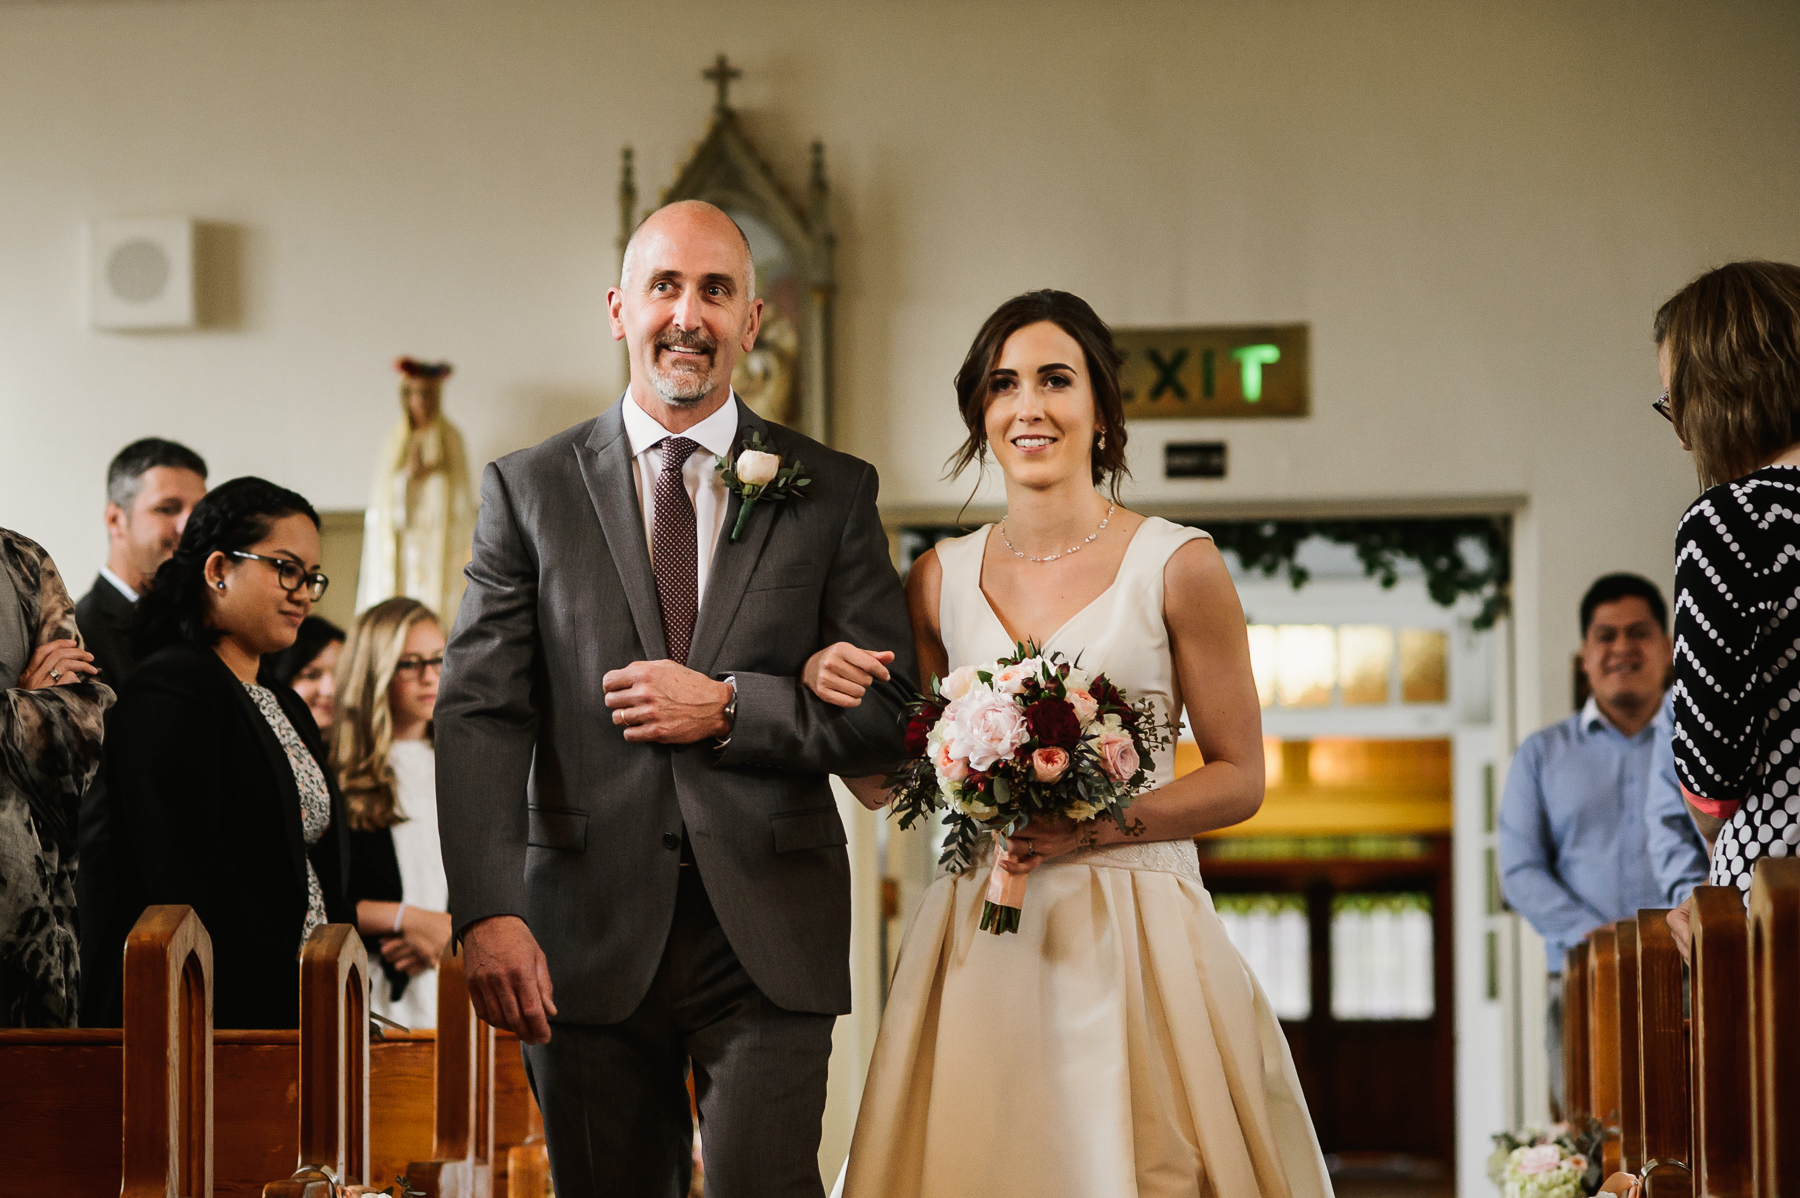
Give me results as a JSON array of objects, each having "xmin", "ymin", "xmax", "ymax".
[{"xmin": 703, "ymin": 54, "xmax": 742, "ymax": 112}]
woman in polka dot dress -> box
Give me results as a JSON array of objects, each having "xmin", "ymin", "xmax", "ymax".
[{"xmin": 1659, "ymin": 260, "xmax": 1800, "ymax": 904}]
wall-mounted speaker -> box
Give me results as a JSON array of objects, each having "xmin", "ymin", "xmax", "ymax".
[{"xmin": 89, "ymin": 218, "xmax": 195, "ymax": 330}]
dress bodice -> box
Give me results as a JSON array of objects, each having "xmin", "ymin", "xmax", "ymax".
[{"xmin": 933, "ymin": 517, "xmax": 1212, "ymax": 877}]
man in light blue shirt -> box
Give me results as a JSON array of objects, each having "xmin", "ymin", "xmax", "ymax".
[{"xmin": 1499, "ymin": 574, "xmax": 1685, "ymax": 1114}]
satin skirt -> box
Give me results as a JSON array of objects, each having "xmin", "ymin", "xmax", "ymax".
[{"xmin": 839, "ymin": 842, "xmax": 1334, "ymax": 1198}]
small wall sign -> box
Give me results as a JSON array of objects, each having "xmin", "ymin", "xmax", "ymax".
[
  {"xmin": 1165, "ymin": 441, "xmax": 1227, "ymax": 479},
  {"xmin": 1116, "ymin": 323, "xmax": 1309, "ymax": 419}
]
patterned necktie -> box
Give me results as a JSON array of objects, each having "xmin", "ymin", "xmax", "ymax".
[{"xmin": 652, "ymin": 436, "xmax": 701, "ymax": 665}]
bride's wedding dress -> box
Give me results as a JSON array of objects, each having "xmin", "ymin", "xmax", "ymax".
[{"xmin": 839, "ymin": 517, "xmax": 1333, "ymax": 1198}]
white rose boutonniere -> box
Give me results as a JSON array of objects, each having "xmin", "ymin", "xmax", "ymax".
[{"xmin": 715, "ymin": 429, "xmax": 810, "ymax": 542}]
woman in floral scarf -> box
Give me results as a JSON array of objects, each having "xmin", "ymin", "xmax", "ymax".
[{"xmin": 0, "ymin": 528, "xmax": 112, "ymax": 1027}]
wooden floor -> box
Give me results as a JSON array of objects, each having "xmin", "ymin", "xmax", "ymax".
[{"xmin": 1326, "ymin": 1153, "xmax": 1453, "ymax": 1198}]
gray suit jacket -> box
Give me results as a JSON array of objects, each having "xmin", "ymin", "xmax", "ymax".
[{"xmin": 436, "ymin": 398, "xmax": 916, "ymax": 1023}]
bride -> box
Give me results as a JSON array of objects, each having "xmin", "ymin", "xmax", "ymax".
[{"xmin": 802, "ymin": 290, "xmax": 1333, "ymax": 1198}]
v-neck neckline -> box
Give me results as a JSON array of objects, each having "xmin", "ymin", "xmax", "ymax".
[{"xmin": 974, "ymin": 519, "xmax": 1148, "ymax": 650}]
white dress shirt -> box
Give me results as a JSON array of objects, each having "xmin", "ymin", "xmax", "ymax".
[
  {"xmin": 620, "ymin": 390, "xmax": 740, "ymax": 607},
  {"xmin": 99, "ymin": 565, "xmax": 139, "ymax": 603}
]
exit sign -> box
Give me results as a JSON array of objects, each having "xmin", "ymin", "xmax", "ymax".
[{"xmin": 1116, "ymin": 324, "xmax": 1309, "ymax": 419}]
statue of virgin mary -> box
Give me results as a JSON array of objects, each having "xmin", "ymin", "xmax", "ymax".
[{"xmin": 355, "ymin": 358, "xmax": 478, "ymax": 622}]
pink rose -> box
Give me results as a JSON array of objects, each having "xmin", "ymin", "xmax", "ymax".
[
  {"xmin": 1067, "ymin": 689, "xmax": 1098, "ymax": 726},
  {"xmin": 1031, "ymin": 746, "xmax": 1070, "ymax": 783},
  {"xmin": 945, "ymin": 687, "xmax": 1030, "ymax": 772},
  {"xmin": 1518, "ymin": 1145, "xmax": 1562, "ymax": 1175},
  {"xmin": 933, "ymin": 738, "xmax": 970, "ymax": 783},
  {"xmin": 942, "ymin": 665, "xmax": 980, "ymax": 700},
  {"xmin": 1097, "ymin": 731, "xmax": 1140, "ymax": 783}
]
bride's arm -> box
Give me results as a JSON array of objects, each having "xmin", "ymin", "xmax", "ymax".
[
  {"xmin": 817, "ymin": 548, "xmax": 951, "ymax": 811},
  {"xmin": 1082, "ymin": 537, "xmax": 1264, "ymax": 846}
]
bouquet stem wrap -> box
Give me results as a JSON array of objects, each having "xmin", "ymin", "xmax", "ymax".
[{"xmin": 981, "ymin": 856, "xmax": 1028, "ymax": 935}]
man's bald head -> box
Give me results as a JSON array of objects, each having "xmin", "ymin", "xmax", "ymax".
[{"xmin": 619, "ymin": 200, "xmax": 756, "ymax": 300}]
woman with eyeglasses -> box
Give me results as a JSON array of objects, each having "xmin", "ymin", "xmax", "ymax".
[
  {"xmin": 1654, "ymin": 260, "xmax": 1800, "ymax": 956},
  {"xmin": 97, "ymin": 476, "xmax": 350, "ymax": 1028},
  {"xmin": 332, "ymin": 597, "xmax": 453, "ymax": 1029}
]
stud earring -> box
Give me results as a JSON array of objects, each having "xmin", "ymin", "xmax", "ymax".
[{"xmin": 216, "ymin": 581, "xmax": 225, "ymax": 590}]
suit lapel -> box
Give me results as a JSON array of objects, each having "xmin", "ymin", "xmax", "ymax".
[
  {"xmin": 574, "ymin": 403, "xmax": 669, "ymax": 661},
  {"xmin": 687, "ymin": 401, "xmax": 778, "ymax": 676}
]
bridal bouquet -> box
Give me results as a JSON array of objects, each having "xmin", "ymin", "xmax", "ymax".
[
  {"xmin": 1487, "ymin": 1120, "xmax": 1607, "ymax": 1198},
  {"xmin": 884, "ymin": 641, "xmax": 1172, "ymax": 934}
]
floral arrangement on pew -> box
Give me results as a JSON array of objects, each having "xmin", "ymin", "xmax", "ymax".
[
  {"xmin": 883, "ymin": 641, "xmax": 1171, "ymax": 934},
  {"xmin": 1487, "ymin": 1119, "xmax": 1607, "ymax": 1197}
]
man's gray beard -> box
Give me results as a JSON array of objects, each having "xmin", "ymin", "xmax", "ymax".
[{"xmin": 647, "ymin": 360, "xmax": 719, "ymax": 407}]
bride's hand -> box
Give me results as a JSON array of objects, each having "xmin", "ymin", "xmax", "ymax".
[
  {"xmin": 998, "ymin": 815, "xmax": 1084, "ymax": 875},
  {"xmin": 802, "ymin": 642, "xmax": 894, "ymax": 708}
]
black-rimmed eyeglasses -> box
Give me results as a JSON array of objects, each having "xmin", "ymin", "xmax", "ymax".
[
  {"xmin": 229, "ymin": 551, "xmax": 330, "ymax": 601},
  {"xmin": 393, "ymin": 655, "xmax": 445, "ymax": 677},
  {"xmin": 1653, "ymin": 390, "xmax": 1672, "ymax": 422}
]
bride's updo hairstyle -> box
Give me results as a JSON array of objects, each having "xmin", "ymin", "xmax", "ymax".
[
  {"xmin": 948, "ymin": 289, "xmax": 1130, "ymax": 501},
  {"xmin": 1656, "ymin": 260, "xmax": 1800, "ymax": 489}
]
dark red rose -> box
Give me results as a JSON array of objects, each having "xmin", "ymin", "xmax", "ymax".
[
  {"xmin": 904, "ymin": 714, "xmax": 933, "ymax": 758},
  {"xmin": 1024, "ymin": 698, "xmax": 1082, "ymax": 749}
]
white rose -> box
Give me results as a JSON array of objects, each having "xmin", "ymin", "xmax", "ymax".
[
  {"xmin": 944, "ymin": 686, "xmax": 1029, "ymax": 773},
  {"xmin": 954, "ymin": 793, "xmax": 999, "ymax": 821},
  {"xmin": 1065, "ymin": 666, "xmax": 1094, "ymax": 692},
  {"xmin": 992, "ymin": 657, "xmax": 1046, "ymax": 695},
  {"xmin": 942, "ymin": 664, "xmax": 981, "ymax": 700},
  {"xmin": 735, "ymin": 449, "xmax": 781, "ymax": 487}
]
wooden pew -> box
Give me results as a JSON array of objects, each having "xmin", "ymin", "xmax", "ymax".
[
  {"xmin": 406, "ymin": 942, "xmax": 495, "ymax": 1197},
  {"xmin": 1747, "ymin": 858, "xmax": 1800, "ymax": 1198},
  {"xmin": 1589, "ymin": 924, "xmax": 1624, "ymax": 1175},
  {"xmin": 1613, "ymin": 919, "xmax": 1645, "ymax": 1174},
  {"xmin": 1691, "ymin": 885, "xmax": 1753, "ymax": 1198},
  {"xmin": 1564, "ymin": 944, "xmax": 1592, "ymax": 1118},
  {"xmin": 0, "ymin": 904, "xmax": 211, "ymax": 1193},
  {"xmin": 1635, "ymin": 909, "xmax": 1691, "ymax": 1197},
  {"xmin": 264, "ymin": 923, "xmax": 372, "ymax": 1195}
]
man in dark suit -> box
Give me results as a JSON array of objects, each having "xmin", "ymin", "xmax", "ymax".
[
  {"xmin": 74, "ymin": 438, "xmax": 206, "ymax": 1024},
  {"xmin": 436, "ymin": 201, "xmax": 915, "ymax": 1198}
]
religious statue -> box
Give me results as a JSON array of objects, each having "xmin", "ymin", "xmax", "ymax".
[{"xmin": 356, "ymin": 358, "xmax": 478, "ymax": 623}]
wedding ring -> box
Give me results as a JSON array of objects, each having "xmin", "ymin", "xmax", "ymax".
[{"xmin": 49, "ymin": 669, "xmax": 60, "ymax": 681}]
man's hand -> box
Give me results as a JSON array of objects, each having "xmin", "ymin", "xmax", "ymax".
[
  {"xmin": 462, "ymin": 914, "xmax": 557, "ymax": 1044},
  {"xmin": 603, "ymin": 660, "xmax": 733, "ymax": 743},
  {"xmin": 802, "ymin": 642, "xmax": 894, "ymax": 709}
]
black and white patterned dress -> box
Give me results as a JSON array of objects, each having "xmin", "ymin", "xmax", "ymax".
[
  {"xmin": 242, "ymin": 683, "xmax": 331, "ymax": 950},
  {"xmin": 1672, "ymin": 464, "xmax": 1800, "ymax": 893}
]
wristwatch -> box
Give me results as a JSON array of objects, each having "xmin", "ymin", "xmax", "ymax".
[{"xmin": 716, "ymin": 674, "xmax": 738, "ymax": 748}]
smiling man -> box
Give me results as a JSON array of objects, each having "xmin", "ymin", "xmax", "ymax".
[
  {"xmin": 436, "ymin": 200, "xmax": 915, "ymax": 1198},
  {"xmin": 1499, "ymin": 573, "xmax": 1683, "ymax": 1115}
]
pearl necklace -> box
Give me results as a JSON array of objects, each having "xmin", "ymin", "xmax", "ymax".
[{"xmin": 999, "ymin": 504, "xmax": 1116, "ymax": 563}]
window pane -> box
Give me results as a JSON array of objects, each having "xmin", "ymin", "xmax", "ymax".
[
  {"xmin": 1247, "ymin": 625, "xmax": 1277, "ymax": 708},
  {"xmin": 1275, "ymin": 624, "xmax": 1336, "ymax": 708},
  {"xmin": 1215, "ymin": 893, "xmax": 1311, "ymax": 1020},
  {"xmin": 1399, "ymin": 628, "xmax": 1449, "ymax": 704},
  {"xmin": 1337, "ymin": 625, "xmax": 1394, "ymax": 705},
  {"xmin": 1330, "ymin": 893, "xmax": 1434, "ymax": 1019}
]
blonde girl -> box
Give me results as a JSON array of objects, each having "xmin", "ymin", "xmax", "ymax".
[{"xmin": 337, "ymin": 596, "xmax": 453, "ymax": 1028}]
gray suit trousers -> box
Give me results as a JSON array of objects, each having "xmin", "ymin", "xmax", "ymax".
[{"xmin": 523, "ymin": 859, "xmax": 834, "ymax": 1198}]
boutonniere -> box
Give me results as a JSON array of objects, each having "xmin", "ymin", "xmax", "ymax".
[{"xmin": 715, "ymin": 430, "xmax": 810, "ymax": 542}]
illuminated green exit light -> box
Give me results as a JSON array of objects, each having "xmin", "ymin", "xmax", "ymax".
[{"xmin": 1231, "ymin": 344, "xmax": 1280, "ymax": 402}]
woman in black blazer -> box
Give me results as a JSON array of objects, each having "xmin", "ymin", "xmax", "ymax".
[{"xmin": 101, "ymin": 477, "xmax": 350, "ymax": 1029}]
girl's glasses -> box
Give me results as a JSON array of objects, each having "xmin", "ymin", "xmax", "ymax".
[
  {"xmin": 228, "ymin": 551, "xmax": 330, "ymax": 601},
  {"xmin": 1653, "ymin": 390, "xmax": 1672, "ymax": 422},
  {"xmin": 394, "ymin": 656, "xmax": 445, "ymax": 677}
]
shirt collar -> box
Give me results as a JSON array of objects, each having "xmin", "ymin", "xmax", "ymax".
[
  {"xmin": 621, "ymin": 390, "xmax": 741, "ymax": 461},
  {"xmin": 99, "ymin": 565, "xmax": 139, "ymax": 604},
  {"xmin": 1581, "ymin": 695, "xmax": 1662, "ymax": 741}
]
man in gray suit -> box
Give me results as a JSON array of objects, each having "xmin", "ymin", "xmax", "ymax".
[{"xmin": 436, "ymin": 200, "xmax": 916, "ymax": 1198}]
